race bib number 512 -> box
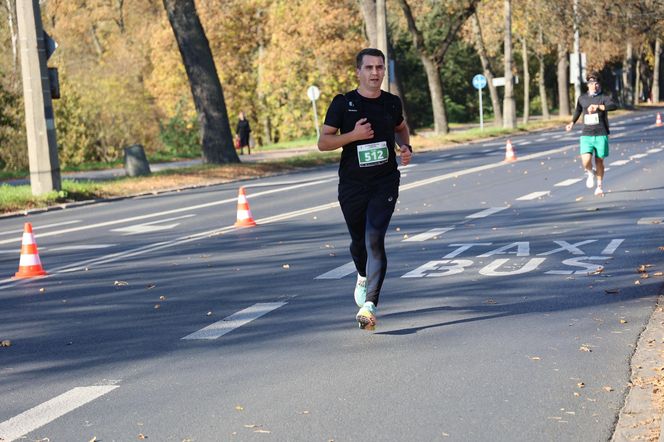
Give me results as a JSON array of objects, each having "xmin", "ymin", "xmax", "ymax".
[{"xmin": 357, "ymin": 141, "xmax": 389, "ymax": 167}]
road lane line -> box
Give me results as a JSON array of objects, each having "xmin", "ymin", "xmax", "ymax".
[
  {"xmin": 0, "ymin": 178, "xmax": 338, "ymax": 246},
  {"xmin": 181, "ymin": 302, "xmax": 287, "ymax": 340},
  {"xmin": 630, "ymin": 153, "xmax": 648, "ymax": 160},
  {"xmin": 48, "ymin": 244, "xmax": 115, "ymax": 252},
  {"xmin": 519, "ymin": 140, "xmax": 532, "ymax": 145},
  {"xmin": 0, "ymin": 385, "xmax": 118, "ymax": 442},
  {"xmin": 637, "ymin": 217, "xmax": 663, "ymax": 225},
  {"xmin": 466, "ymin": 207, "xmax": 509, "ymax": 219},
  {"xmin": 516, "ymin": 191, "xmax": 550, "ymax": 201},
  {"xmin": 555, "ymin": 178, "xmax": 583, "ymax": 187},
  {"xmin": 315, "ymin": 261, "xmax": 356, "ymax": 279},
  {"xmin": 403, "ymin": 227, "xmax": 454, "ymax": 242},
  {"xmin": 0, "ymin": 220, "xmax": 81, "ymax": 237},
  {"xmin": 534, "ymin": 137, "xmax": 547, "ymax": 142},
  {"xmin": 0, "ymin": 139, "xmax": 618, "ymax": 288},
  {"xmin": 647, "ymin": 148, "xmax": 662, "ymax": 154},
  {"xmin": 609, "ymin": 160, "xmax": 630, "ymax": 166}
]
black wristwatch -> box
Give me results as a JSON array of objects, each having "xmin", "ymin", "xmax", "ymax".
[{"xmin": 401, "ymin": 144, "xmax": 412, "ymax": 152}]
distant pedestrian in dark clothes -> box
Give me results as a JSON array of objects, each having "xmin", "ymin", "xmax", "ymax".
[{"xmin": 235, "ymin": 111, "xmax": 251, "ymax": 155}]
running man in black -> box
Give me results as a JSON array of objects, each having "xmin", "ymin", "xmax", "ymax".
[{"xmin": 318, "ymin": 48, "xmax": 412, "ymax": 330}]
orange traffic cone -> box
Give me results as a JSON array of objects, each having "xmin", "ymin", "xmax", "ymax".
[
  {"xmin": 504, "ymin": 139, "xmax": 517, "ymax": 162},
  {"xmin": 14, "ymin": 223, "xmax": 47, "ymax": 278},
  {"xmin": 234, "ymin": 186, "xmax": 257, "ymax": 228},
  {"xmin": 656, "ymin": 112, "xmax": 663, "ymax": 127}
]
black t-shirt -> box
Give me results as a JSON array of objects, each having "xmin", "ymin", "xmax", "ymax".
[
  {"xmin": 323, "ymin": 90, "xmax": 404, "ymax": 183},
  {"xmin": 572, "ymin": 93, "xmax": 617, "ymax": 136}
]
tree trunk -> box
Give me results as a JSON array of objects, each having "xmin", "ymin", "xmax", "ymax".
[
  {"xmin": 536, "ymin": 28, "xmax": 549, "ymax": 120},
  {"xmin": 471, "ymin": 13, "xmax": 502, "ymax": 126},
  {"xmin": 257, "ymin": 43, "xmax": 272, "ymax": 145},
  {"xmin": 521, "ymin": 36, "xmax": 530, "ymax": 124},
  {"xmin": 557, "ymin": 43, "xmax": 570, "ymax": 116},
  {"xmin": 654, "ymin": 37, "xmax": 661, "ymax": 103},
  {"xmin": 502, "ymin": 0, "xmax": 516, "ymax": 129},
  {"xmin": 397, "ymin": 0, "xmax": 450, "ymax": 134},
  {"xmin": 421, "ymin": 56, "xmax": 449, "ymax": 134},
  {"xmin": 388, "ymin": 39, "xmax": 414, "ymax": 134},
  {"xmin": 635, "ymin": 55, "xmax": 641, "ymax": 103},
  {"xmin": 163, "ymin": 0, "xmax": 238, "ymax": 163},
  {"xmin": 359, "ymin": 0, "xmax": 377, "ymax": 47},
  {"xmin": 623, "ymin": 41, "xmax": 634, "ymax": 107},
  {"xmin": 4, "ymin": 0, "xmax": 18, "ymax": 72}
]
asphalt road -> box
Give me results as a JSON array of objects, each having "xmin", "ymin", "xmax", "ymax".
[{"xmin": 1, "ymin": 111, "xmax": 663, "ymax": 441}]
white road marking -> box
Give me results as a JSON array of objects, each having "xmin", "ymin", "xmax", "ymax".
[
  {"xmin": 0, "ymin": 220, "xmax": 80, "ymax": 237},
  {"xmin": 429, "ymin": 159, "xmax": 444, "ymax": 163},
  {"xmin": 0, "ymin": 178, "xmax": 338, "ymax": 246},
  {"xmin": 403, "ymin": 227, "xmax": 454, "ymax": 242},
  {"xmin": 637, "ymin": 217, "xmax": 663, "ymax": 225},
  {"xmin": 48, "ymin": 244, "xmax": 115, "ymax": 252},
  {"xmin": 630, "ymin": 153, "xmax": 648, "ymax": 160},
  {"xmin": 315, "ymin": 261, "xmax": 356, "ymax": 279},
  {"xmin": 554, "ymin": 178, "xmax": 583, "ymax": 187},
  {"xmin": 609, "ymin": 160, "xmax": 630, "ymax": 166},
  {"xmin": 551, "ymin": 134, "xmax": 563, "ymax": 139},
  {"xmin": 520, "ymin": 141, "xmax": 532, "ymax": 145},
  {"xmin": 535, "ymin": 137, "xmax": 547, "ymax": 142},
  {"xmin": 466, "ymin": 207, "xmax": 509, "ymax": 219},
  {"xmin": 601, "ymin": 239, "xmax": 625, "ymax": 255},
  {"xmin": 0, "ymin": 139, "xmax": 614, "ymax": 288},
  {"xmin": 0, "ymin": 385, "xmax": 118, "ymax": 442},
  {"xmin": 181, "ymin": 302, "xmax": 287, "ymax": 340},
  {"xmin": 647, "ymin": 148, "xmax": 662, "ymax": 154},
  {"xmin": 516, "ymin": 191, "xmax": 550, "ymax": 201},
  {"xmin": 111, "ymin": 214, "xmax": 195, "ymax": 235}
]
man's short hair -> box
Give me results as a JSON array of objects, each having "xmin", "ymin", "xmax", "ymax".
[
  {"xmin": 356, "ymin": 48, "xmax": 385, "ymax": 69},
  {"xmin": 586, "ymin": 71, "xmax": 601, "ymax": 83}
]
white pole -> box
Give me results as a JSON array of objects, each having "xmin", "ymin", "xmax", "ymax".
[
  {"xmin": 311, "ymin": 99, "xmax": 320, "ymax": 139},
  {"xmin": 479, "ymin": 88, "xmax": 484, "ymax": 131}
]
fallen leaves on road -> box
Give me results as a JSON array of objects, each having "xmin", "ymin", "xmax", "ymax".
[
  {"xmin": 154, "ymin": 304, "xmax": 160, "ymax": 309},
  {"xmin": 138, "ymin": 433, "xmax": 147, "ymax": 439},
  {"xmin": 577, "ymin": 382, "xmax": 585, "ymax": 388},
  {"xmin": 604, "ymin": 288, "xmax": 621, "ymax": 294},
  {"xmin": 620, "ymin": 319, "xmax": 628, "ymax": 324},
  {"xmin": 484, "ymin": 298, "xmax": 497, "ymax": 304},
  {"xmin": 659, "ymin": 246, "xmax": 664, "ymax": 251},
  {"xmin": 603, "ymin": 386, "xmax": 614, "ymax": 392},
  {"xmin": 235, "ymin": 405, "xmax": 244, "ymax": 411},
  {"xmin": 530, "ymin": 356, "xmax": 541, "ymax": 361},
  {"xmin": 654, "ymin": 272, "xmax": 663, "ymax": 277},
  {"xmin": 114, "ymin": 280, "xmax": 129, "ymax": 286},
  {"xmin": 579, "ymin": 345, "xmax": 592, "ymax": 352},
  {"xmin": 637, "ymin": 264, "xmax": 653, "ymax": 273},
  {"xmin": 0, "ymin": 340, "xmax": 11, "ymax": 347},
  {"xmin": 39, "ymin": 287, "xmax": 45, "ymax": 293},
  {"xmin": 89, "ymin": 437, "xmax": 97, "ymax": 442},
  {"xmin": 282, "ymin": 264, "xmax": 290, "ymax": 269},
  {"xmin": 146, "ymin": 284, "xmax": 156, "ymax": 289},
  {"xmin": 159, "ymin": 295, "xmax": 166, "ymax": 301},
  {"xmin": 588, "ymin": 267, "xmax": 604, "ymax": 275}
]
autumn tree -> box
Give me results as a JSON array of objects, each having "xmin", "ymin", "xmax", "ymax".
[
  {"xmin": 396, "ymin": 0, "xmax": 478, "ymax": 134},
  {"xmin": 467, "ymin": 12, "xmax": 502, "ymax": 126},
  {"xmin": 163, "ymin": 0, "xmax": 238, "ymax": 164}
]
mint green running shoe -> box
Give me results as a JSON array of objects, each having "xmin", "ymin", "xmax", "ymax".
[
  {"xmin": 354, "ymin": 275, "xmax": 367, "ymax": 307},
  {"xmin": 356, "ymin": 302, "xmax": 376, "ymax": 330}
]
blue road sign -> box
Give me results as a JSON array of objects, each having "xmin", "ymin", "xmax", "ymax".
[{"xmin": 472, "ymin": 74, "xmax": 487, "ymax": 90}]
